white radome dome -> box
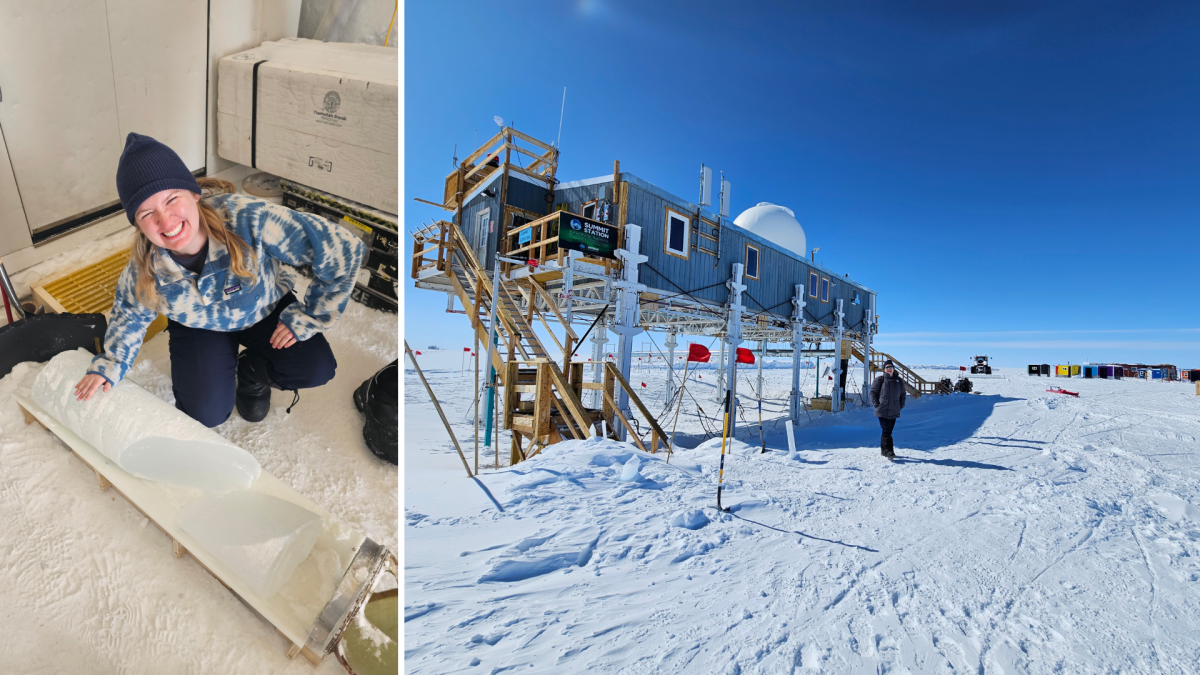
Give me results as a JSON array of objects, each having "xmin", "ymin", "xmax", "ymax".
[{"xmin": 733, "ymin": 202, "xmax": 806, "ymax": 258}]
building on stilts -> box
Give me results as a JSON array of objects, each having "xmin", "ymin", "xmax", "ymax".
[{"xmin": 410, "ymin": 127, "xmax": 948, "ymax": 465}]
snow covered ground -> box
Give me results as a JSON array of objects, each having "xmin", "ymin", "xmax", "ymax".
[
  {"xmin": 406, "ymin": 349, "xmax": 1200, "ymax": 673},
  {"xmin": 0, "ymin": 300, "xmax": 397, "ymax": 674}
]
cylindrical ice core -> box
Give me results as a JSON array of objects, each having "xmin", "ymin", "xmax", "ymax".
[{"xmin": 31, "ymin": 350, "xmax": 260, "ymax": 492}]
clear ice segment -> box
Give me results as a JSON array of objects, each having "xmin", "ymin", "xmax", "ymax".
[
  {"xmin": 178, "ymin": 492, "xmax": 324, "ymax": 598},
  {"xmin": 121, "ymin": 437, "xmax": 261, "ymax": 492}
]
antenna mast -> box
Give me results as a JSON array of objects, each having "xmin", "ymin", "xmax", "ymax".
[{"xmin": 556, "ymin": 87, "xmax": 567, "ymax": 149}]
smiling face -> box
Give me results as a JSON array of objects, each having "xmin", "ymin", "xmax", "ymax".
[{"xmin": 134, "ymin": 189, "xmax": 206, "ymax": 255}]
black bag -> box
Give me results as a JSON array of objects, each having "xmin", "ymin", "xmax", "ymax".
[{"xmin": 354, "ymin": 360, "xmax": 398, "ymax": 464}]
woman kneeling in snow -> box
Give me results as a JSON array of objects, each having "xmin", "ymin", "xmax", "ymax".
[{"xmin": 73, "ymin": 133, "xmax": 364, "ymax": 427}]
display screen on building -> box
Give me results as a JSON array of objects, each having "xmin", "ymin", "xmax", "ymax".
[{"xmin": 557, "ymin": 213, "xmax": 617, "ymax": 259}]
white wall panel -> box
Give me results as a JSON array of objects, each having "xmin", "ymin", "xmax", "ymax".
[
  {"xmin": 0, "ymin": 128, "xmax": 32, "ymax": 257},
  {"xmin": 0, "ymin": 0, "xmax": 123, "ymax": 232},
  {"xmin": 106, "ymin": 0, "xmax": 208, "ymax": 171}
]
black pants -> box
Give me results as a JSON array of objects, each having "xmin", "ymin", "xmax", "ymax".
[
  {"xmin": 878, "ymin": 416, "xmax": 897, "ymax": 440},
  {"xmin": 167, "ymin": 293, "xmax": 337, "ymax": 427}
]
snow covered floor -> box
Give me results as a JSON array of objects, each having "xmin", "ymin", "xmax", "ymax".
[
  {"xmin": 0, "ymin": 301, "xmax": 397, "ymax": 674},
  {"xmin": 406, "ymin": 353, "xmax": 1200, "ymax": 674}
]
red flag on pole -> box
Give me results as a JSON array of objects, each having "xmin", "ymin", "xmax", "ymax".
[
  {"xmin": 736, "ymin": 347, "xmax": 755, "ymax": 365},
  {"xmin": 464, "ymin": 347, "xmax": 471, "ymax": 352},
  {"xmin": 687, "ymin": 344, "xmax": 711, "ymax": 363}
]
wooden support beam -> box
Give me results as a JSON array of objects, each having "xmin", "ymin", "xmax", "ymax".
[
  {"xmin": 602, "ymin": 389, "xmax": 648, "ymax": 454},
  {"xmin": 534, "ymin": 364, "xmax": 552, "ymax": 437},
  {"xmin": 413, "ymin": 197, "xmax": 454, "ymax": 211},
  {"xmin": 18, "ymin": 402, "xmax": 40, "ymax": 427},
  {"xmin": 507, "ymin": 127, "xmax": 559, "ymax": 154},
  {"xmin": 528, "ymin": 279, "xmax": 579, "ymax": 342},
  {"xmin": 603, "ymin": 366, "xmax": 615, "ymax": 433},
  {"xmin": 504, "ymin": 361, "xmax": 519, "ymax": 430},
  {"xmin": 462, "ymin": 129, "xmax": 506, "ymax": 167},
  {"xmin": 605, "ymin": 363, "xmax": 670, "ymax": 453},
  {"xmin": 544, "ymin": 363, "xmax": 592, "ymax": 438},
  {"xmin": 173, "ymin": 539, "xmax": 185, "ymax": 559},
  {"xmin": 510, "ymin": 434, "xmax": 525, "ymax": 465}
]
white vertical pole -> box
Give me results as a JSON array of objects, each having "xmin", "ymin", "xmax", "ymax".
[
  {"xmin": 832, "ymin": 299, "xmax": 845, "ymax": 413},
  {"xmin": 757, "ymin": 338, "xmax": 765, "ymax": 403},
  {"xmin": 862, "ymin": 293, "xmax": 875, "ymax": 404},
  {"xmin": 481, "ymin": 265, "xmax": 502, "ymax": 458},
  {"xmin": 591, "ymin": 318, "xmax": 607, "ymax": 409},
  {"xmin": 665, "ymin": 330, "xmax": 678, "ymax": 401},
  {"xmin": 791, "ymin": 284, "xmax": 806, "ymax": 425},
  {"xmin": 613, "ymin": 224, "xmax": 647, "ymax": 441},
  {"xmin": 716, "ymin": 340, "xmax": 726, "ymax": 401},
  {"xmin": 563, "ymin": 249, "xmax": 580, "ymax": 327},
  {"xmin": 724, "ymin": 263, "xmax": 747, "ymax": 439}
]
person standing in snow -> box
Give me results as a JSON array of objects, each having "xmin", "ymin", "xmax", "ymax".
[
  {"xmin": 72, "ymin": 133, "xmax": 365, "ymax": 427},
  {"xmin": 870, "ymin": 360, "xmax": 905, "ymax": 458}
]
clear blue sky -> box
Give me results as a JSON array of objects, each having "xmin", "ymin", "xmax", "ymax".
[{"xmin": 405, "ymin": 1, "xmax": 1200, "ymax": 368}]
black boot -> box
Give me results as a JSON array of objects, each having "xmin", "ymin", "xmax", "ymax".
[
  {"xmin": 236, "ymin": 351, "xmax": 276, "ymax": 423},
  {"xmin": 883, "ymin": 437, "xmax": 896, "ymax": 458},
  {"xmin": 356, "ymin": 360, "xmax": 398, "ymax": 464},
  {"xmin": 881, "ymin": 435, "xmax": 889, "ymax": 457}
]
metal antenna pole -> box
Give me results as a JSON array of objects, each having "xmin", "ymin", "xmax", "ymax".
[
  {"xmin": 481, "ymin": 264, "xmax": 502, "ymax": 462},
  {"xmin": 556, "ymin": 87, "xmax": 567, "ymax": 148}
]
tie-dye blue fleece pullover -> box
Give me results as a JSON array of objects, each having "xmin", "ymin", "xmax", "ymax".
[{"xmin": 88, "ymin": 193, "xmax": 365, "ymax": 386}]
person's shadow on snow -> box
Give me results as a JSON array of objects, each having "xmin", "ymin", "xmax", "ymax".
[{"xmin": 890, "ymin": 457, "xmax": 1012, "ymax": 471}]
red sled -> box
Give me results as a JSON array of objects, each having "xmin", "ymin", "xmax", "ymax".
[{"xmin": 1046, "ymin": 387, "xmax": 1079, "ymax": 397}]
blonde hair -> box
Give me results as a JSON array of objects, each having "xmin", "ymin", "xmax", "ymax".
[{"xmin": 131, "ymin": 177, "xmax": 258, "ymax": 309}]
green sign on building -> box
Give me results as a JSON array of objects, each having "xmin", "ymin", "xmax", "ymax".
[{"xmin": 557, "ymin": 213, "xmax": 618, "ymax": 259}]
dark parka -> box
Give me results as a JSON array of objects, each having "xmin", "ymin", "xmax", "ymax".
[{"xmin": 870, "ymin": 373, "xmax": 906, "ymax": 419}]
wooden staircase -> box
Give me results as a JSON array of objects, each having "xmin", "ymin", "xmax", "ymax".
[
  {"xmin": 412, "ymin": 220, "xmax": 670, "ymax": 464},
  {"xmin": 848, "ymin": 339, "xmax": 950, "ymax": 397}
]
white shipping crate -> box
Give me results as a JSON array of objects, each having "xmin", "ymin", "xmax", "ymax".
[{"xmin": 218, "ymin": 38, "xmax": 397, "ymax": 214}]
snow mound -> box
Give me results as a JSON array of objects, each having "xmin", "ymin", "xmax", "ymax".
[
  {"xmin": 669, "ymin": 509, "xmax": 709, "ymax": 530},
  {"xmin": 618, "ymin": 455, "xmax": 643, "ymax": 482},
  {"xmin": 733, "ymin": 202, "xmax": 806, "ymax": 257}
]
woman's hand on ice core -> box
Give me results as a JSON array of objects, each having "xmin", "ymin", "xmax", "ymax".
[
  {"xmin": 74, "ymin": 374, "xmax": 111, "ymax": 402},
  {"xmin": 270, "ymin": 322, "xmax": 297, "ymax": 349}
]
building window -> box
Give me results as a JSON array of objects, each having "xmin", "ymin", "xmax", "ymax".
[
  {"xmin": 582, "ymin": 201, "xmax": 597, "ymax": 219},
  {"xmin": 664, "ymin": 207, "xmax": 690, "ymax": 259},
  {"xmin": 852, "ymin": 291, "xmax": 860, "ymax": 305},
  {"xmin": 808, "ymin": 272, "xmax": 819, "ymax": 298},
  {"xmin": 820, "ymin": 276, "xmax": 830, "ymax": 303},
  {"xmin": 744, "ymin": 243, "xmax": 759, "ymax": 280}
]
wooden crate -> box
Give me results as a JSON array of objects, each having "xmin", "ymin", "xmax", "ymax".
[
  {"xmin": 809, "ymin": 396, "xmax": 844, "ymax": 412},
  {"xmin": 32, "ymin": 249, "xmax": 168, "ymax": 342}
]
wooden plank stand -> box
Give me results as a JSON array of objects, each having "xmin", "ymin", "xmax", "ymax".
[{"xmin": 14, "ymin": 393, "xmax": 393, "ymax": 671}]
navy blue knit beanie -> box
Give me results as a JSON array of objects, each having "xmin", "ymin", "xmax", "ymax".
[{"xmin": 115, "ymin": 133, "xmax": 201, "ymax": 225}]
